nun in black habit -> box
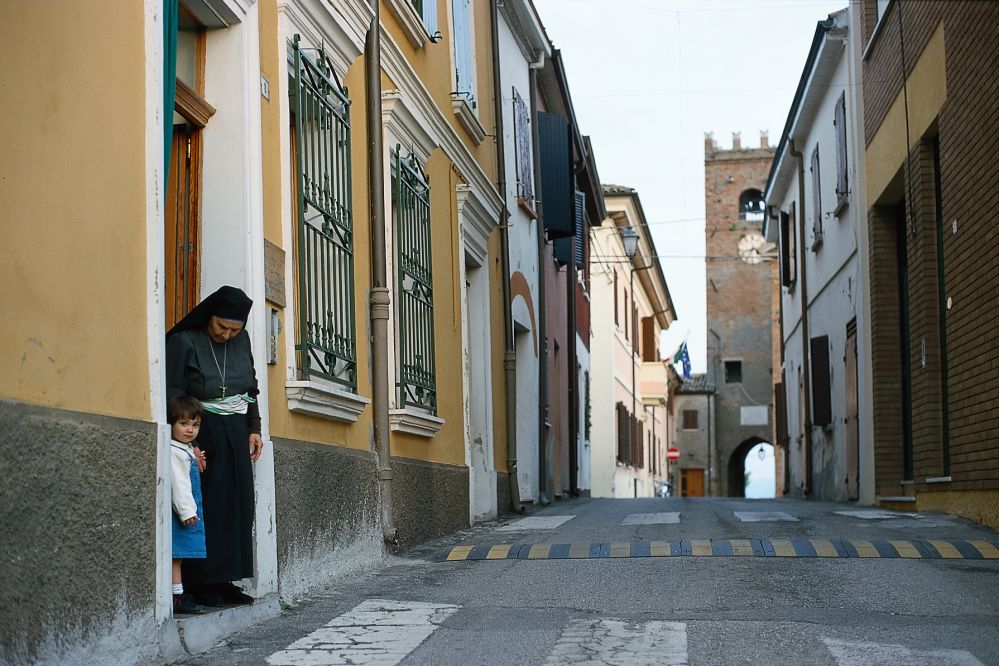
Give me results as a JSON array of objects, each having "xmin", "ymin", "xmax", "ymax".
[{"xmin": 166, "ymin": 286, "xmax": 261, "ymax": 606}]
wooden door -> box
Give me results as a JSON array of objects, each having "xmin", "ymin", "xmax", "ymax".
[
  {"xmin": 845, "ymin": 321, "xmax": 859, "ymax": 500},
  {"xmin": 164, "ymin": 124, "xmax": 200, "ymax": 329},
  {"xmin": 681, "ymin": 468, "xmax": 704, "ymax": 497}
]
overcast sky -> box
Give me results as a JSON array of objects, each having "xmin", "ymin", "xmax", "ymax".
[{"xmin": 534, "ymin": 0, "xmax": 849, "ymax": 374}]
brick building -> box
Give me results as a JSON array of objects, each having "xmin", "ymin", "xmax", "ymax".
[
  {"xmin": 704, "ymin": 132, "xmax": 779, "ymax": 496},
  {"xmin": 861, "ymin": 0, "xmax": 999, "ymax": 527}
]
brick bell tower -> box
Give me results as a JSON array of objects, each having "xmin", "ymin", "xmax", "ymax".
[{"xmin": 703, "ymin": 131, "xmax": 780, "ymax": 497}]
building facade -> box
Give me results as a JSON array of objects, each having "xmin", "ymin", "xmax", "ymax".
[
  {"xmin": 704, "ymin": 132, "xmax": 779, "ymax": 497},
  {"xmin": 1, "ymin": 0, "xmax": 599, "ymax": 661},
  {"xmin": 764, "ymin": 6, "xmax": 875, "ymax": 503},
  {"xmin": 860, "ymin": 0, "xmax": 999, "ymax": 527},
  {"xmin": 589, "ymin": 186, "xmax": 677, "ymax": 498},
  {"xmin": 672, "ymin": 375, "xmax": 716, "ymax": 497}
]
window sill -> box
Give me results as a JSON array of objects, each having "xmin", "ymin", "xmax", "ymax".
[
  {"xmin": 384, "ymin": 0, "xmax": 433, "ymax": 49},
  {"xmin": 389, "ymin": 406, "xmax": 445, "ymax": 438},
  {"xmin": 834, "ymin": 197, "xmax": 848, "ymax": 217},
  {"xmin": 451, "ymin": 94, "xmax": 486, "ymax": 145},
  {"xmin": 517, "ymin": 197, "xmax": 538, "ymax": 220},
  {"xmin": 286, "ymin": 379, "xmax": 370, "ymax": 423}
]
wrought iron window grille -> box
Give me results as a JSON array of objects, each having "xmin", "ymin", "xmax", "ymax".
[
  {"xmin": 290, "ymin": 35, "xmax": 357, "ymax": 391},
  {"xmin": 392, "ymin": 147, "xmax": 438, "ymax": 414}
]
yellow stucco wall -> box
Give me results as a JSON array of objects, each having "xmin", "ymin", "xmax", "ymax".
[
  {"xmin": 916, "ymin": 490, "xmax": 999, "ymax": 533},
  {"xmin": 260, "ymin": 2, "xmax": 503, "ymax": 468},
  {"xmin": 390, "ymin": 150, "xmax": 467, "ymax": 466},
  {"xmin": 380, "ymin": 0, "xmax": 497, "ymax": 178},
  {"xmin": 0, "ymin": 2, "xmax": 150, "ymax": 420},
  {"xmin": 866, "ymin": 22, "xmax": 947, "ymax": 206},
  {"xmin": 262, "ymin": 33, "xmax": 376, "ymax": 450}
]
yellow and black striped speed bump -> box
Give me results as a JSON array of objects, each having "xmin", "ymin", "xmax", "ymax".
[{"xmin": 434, "ymin": 539, "xmax": 999, "ymax": 562}]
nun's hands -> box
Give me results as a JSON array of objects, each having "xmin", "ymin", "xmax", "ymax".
[
  {"xmin": 193, "ymin": 446, "xmax": 207, "ymax": 473},
  {"xmin": 248, "ymin": 433, "xmax": 263, "ymax": 462}
]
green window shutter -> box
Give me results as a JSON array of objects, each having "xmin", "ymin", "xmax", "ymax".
[
  {"xmin": 538, "ymin": 112, "xmax": 573, "ymax": 239},
  {"xmin": 393, "ymin": 148, "xmax": 437, "ymax": 413},
  {"xmin": 290, "ymin": 35, "xmax": 357, "ymax": 390}
]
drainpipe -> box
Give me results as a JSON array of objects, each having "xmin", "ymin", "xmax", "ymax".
[
  {"xmin": 490, "ymin": 0, "xmax": 523, "ymax": 513},
  {"xmin": 529, "ymin": 59, "xmax": 549, "ymax": 505},
  {"xmin": 566, "ymin": 221, "xmax": 578, "ymax": 496},
  {"xmin": 790, "ymin": 138, "xmax": 813, "ymax": 496},
  {"xmin": 366, "ymin": 2, "xmax": 397, "ymax": 544}
]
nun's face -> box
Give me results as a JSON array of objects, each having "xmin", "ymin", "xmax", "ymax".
[{"xmin": 207, "ymin": 316, "xmax": 244, "ymax": 343}]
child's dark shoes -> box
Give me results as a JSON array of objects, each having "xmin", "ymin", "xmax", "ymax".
[{"xmin": 173, "ymin": 593, "xmax": 206, "ymax": 614}]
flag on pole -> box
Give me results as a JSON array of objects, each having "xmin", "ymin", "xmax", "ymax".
[{"xmin": 672, "ymin": 341, "xmax": 691, "ymax": 381}]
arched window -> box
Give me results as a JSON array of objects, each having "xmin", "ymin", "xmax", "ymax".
[{"xmin": 739, "ymin": 189, "xmax": 765, "ymax": 222}]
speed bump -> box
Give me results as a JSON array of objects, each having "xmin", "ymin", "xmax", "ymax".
[{"xmin": 434, "ymin": 538, "xmax": 999, "ymax": 562}]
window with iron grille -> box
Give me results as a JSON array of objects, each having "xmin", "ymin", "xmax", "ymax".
[
  {"xmin": 290, "ymin": 35, "xmax": 356, "ymax": 390},
  {"xmin": 392, "ymin": 148, "xmax": 437, "ymax": 413}
]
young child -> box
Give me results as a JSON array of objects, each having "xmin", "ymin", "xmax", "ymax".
[{"xmin": 169, "ymin": 395, "xmax": 208, "ymax": 614}]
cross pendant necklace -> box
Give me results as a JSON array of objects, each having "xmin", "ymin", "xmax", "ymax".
[{"xmin": 209, "ymin": 338, "xmax": 228, "ymax": 398}]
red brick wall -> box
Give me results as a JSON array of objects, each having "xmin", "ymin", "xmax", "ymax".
[{"xmin": 704, "ymin": 137, "xmax": 777, "ymax": 495}]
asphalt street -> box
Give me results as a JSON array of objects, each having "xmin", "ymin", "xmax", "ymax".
[{"xmin": 179, "ymin": 497, "xmax": 999, "ymax": 665}]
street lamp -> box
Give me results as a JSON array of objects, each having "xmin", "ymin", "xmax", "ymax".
[
  {"xmin": 621, "ymin": 225, "xmax": 640, "ymax": 259},
  {"xmin": 621, "ymin": 225, "xmax": 640, "ymax": 492}
]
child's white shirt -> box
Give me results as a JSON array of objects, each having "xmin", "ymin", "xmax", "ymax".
[{"xmin": 170, "ymin": 439, "xmax": 199, "ymax": 522}]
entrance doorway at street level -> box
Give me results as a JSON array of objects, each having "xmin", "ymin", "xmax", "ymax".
[
  {"xmin": 680, "ymin": 468, "xmax": 704, "ymax": 497},
  {"xmin": 728, "ymin": 437, "xmax": 774, "ymax": 498}
]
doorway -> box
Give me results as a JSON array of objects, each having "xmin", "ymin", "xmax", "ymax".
[
  {"xmin": 463, "ymin": 258, "xmax": 495, "ymax": 522},
  {"xmin": 681, "ymin": 468, "xmax": 704, "ymax": 497},
  {"xmin": 845, "ymin": 319, "xmax": 859, "ymax": 500}
]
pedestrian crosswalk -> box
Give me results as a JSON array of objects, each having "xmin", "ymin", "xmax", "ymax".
[
  {"xmin": 265, "ymin": 599, "xmax": 459, "ymax": 665},
  {"xmin": 265, "ymin": 600, "xmax": 987, "ymax": 665}
]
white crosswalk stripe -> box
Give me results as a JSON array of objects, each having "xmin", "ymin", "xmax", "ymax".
[
  {"xmin": 823, "ymin": 637, "xmax": 985, "ymax": 665},
  {"xmin": 544, "ymin": 619, "xmax": 688, "ymax": 665},
  {"xmin": 497, "ymin": 515, "xmax": 576, "ymax": 531},
  {"xmin": 833, "ymin": 509, "xmax": 915, "ymax": 519},
  {"xmin": 733, "ymin": 511, "xmax": 798, "ymax": 522},
  {"xmin": 265, "ymin": 599, "xmax": 458, "ymax": 666},
  {"xmin": 622, "ymin": 512, "xmax": 681, "ymax": 525}
]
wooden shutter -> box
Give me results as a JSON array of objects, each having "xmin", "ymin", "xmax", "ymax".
[
  {"xmin": 513, "ymin": 87, "xmax": 532, "ymax": 202},
  {"xmin": 537, "ymin": 112, "xmax": 573, "ymax": 238},
  {"xmin": 683, "ymin": 409, "xmax": 698, "ymax": 430},
  {"xmin": 613, "ymin": 271, "xmax": 618, "ymax": 325},
  {"xmin": 810, "ymin": 335, "xmax": 832, "ymax": 426},
  {"xmin": 641, "ymin": 317, "xmax": 656, "ymax": 361},
  {"xmin": 834, "ymin": 92, "xmax": 848, "ymax": 205},
  {"xmin": 573, "ymin": 191, "xmax": 586, "ymax": 265},
  {"xmin": 422, "ymin": 0, "xmax": 439, "ymax": 38},
  {"xmin": 554, "ymin": 191, "xmax": 585, "ymax": 264},
  {"xmin": 810, "ymin": 145, "xmax": 822, "ymax": 245},
  {"xmin": 451, "ymin": 0, "xmax": 474, "ymax": 106},
  {"xmin": 780, "ymin": 210, "xmax": 792, "ymax": 287},
  {"xmin": 774, "ymin": 381, "xmax": 788, "ymax": 446},
  {"xmin": 788, "ymin": 202, "xmax": 797, "ymax": 284}
]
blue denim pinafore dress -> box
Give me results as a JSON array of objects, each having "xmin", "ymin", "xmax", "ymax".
[{"xmin": 172, "ymin": 447, "xmax": 207, "ymax": 559}]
